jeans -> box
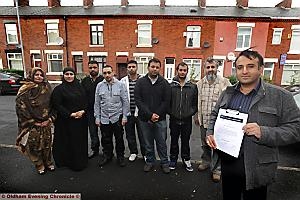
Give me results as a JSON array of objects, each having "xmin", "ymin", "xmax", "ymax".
[
  {"xmin": 169, "ymin": 118, "xmax": 192, "ymax": 162},
  {"xmin": 100, "ymin": 119, "xmax": 125, "ymax": 159},
  {"xmin": 200, "ymin": 125, "xmax": 221, "ymax": 174},
  {"xmin": 87, "ymin": 110, "xmax": 100, "ymax": 152},
  {"xmin": 125, "ymin": 115, "xmax": 145, "ymax": 156},
  {"xmin": 139, "ymin": 119, "xmax": 168, "ymax": 165}
]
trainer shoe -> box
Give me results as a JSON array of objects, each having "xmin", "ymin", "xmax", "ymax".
[
  {"xmin": 197, "ymin": 161, "xmax": 209, "ymax": 171},
  {"xmin": 183, "ymin": 160, "xmax": 194, "ymax": 172},
  {"xmin": 143, "ymin": 163, "xmax": 154, "ymax": 172},
  {"xmin": 169, "ymin": 161, "xmax": 177, "ymax": 170},
  {"xmin": 161, "ymin": 164, "xmax": 170, "ymax": 174},
  {"xmin": 128, "ymin": 154, "xmax": 137, "ymax": 162}
]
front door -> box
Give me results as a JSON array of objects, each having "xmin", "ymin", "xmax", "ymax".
[
  {"xmin": 117, "ymin": 63, "xmax": 127, "ymax": 80},
  {"xmin": 164, "ymin": 58, "xmax": 175, "ymax": 82}
]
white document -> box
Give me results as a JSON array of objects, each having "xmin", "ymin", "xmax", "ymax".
[{"xmin": 214, "ymin": 108, "xmax": 248, "ymax": 158}]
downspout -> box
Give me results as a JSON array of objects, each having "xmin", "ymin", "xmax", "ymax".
[{"xmin": 63, "ymin": 15, "xmax": 69, "ymax": 66}]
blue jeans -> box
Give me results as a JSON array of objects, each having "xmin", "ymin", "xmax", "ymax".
[
  {"xmin": 125, "ymin": 115, "xmax": 145, "ymax": 156},
  {"xmin": 87, "ymin": 110, "xmax": 100, "ymax": 152},
  {"xmin": 139, "ymin": 119, "xmax": 168, "ymax": 165},
  {"xmin": 200, "ymin": 125, "xmax": 221, "ymax": 174}
]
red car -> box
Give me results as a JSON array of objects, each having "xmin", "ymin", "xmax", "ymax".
[{"xmin": 0, "ymin": 72, "xmax": 25, "ymax": 95}]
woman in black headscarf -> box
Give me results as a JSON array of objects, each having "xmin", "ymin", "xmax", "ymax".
[{"xmin": 51, "ymin": 67, "xmax": 88, "ymax": 171}]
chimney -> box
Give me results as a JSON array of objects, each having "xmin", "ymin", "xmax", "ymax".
[
  {"xmin": 275, "ymin": 0, "xmax": 292, "ymax": 9},
  {"xmin": 121, "ymin": 0, "xmax": 129, "ymax": 7},
  {"xmin": 198, "ymin": 0, "xmax": 206, "ymax": 8},
  {"xmin": 236, "ymin": 0, "xmax": 248, "ymax": 8},
  {"xmin": 48, "ymin": 0, "xmax": 61, "ymax": 8},
  {"xmin": 17, "ymin": 0, "xmax": 30, "ymax": 7},
  {"xmin": 160, "ymin": 0, "xmax": 166, "ymax": 8},
  {"xmin": 84, "ymin": 0, "xmax": 93, "ymax": 8}
]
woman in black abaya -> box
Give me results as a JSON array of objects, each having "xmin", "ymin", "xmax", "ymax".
[{"xmin": 51, "ymin": 67, "xmax": 88, "ymax": 171}]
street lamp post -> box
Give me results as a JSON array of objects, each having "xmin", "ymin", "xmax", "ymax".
[{"xmin": 14, "ymin": 0, "xmax": 26, "ymax": 78}]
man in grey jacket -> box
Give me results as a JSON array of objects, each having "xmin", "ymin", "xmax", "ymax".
[
  {"xmin": 94, "ymin": 65, "xmax": 130, "ymax": 167},
  {"xmin": 206, "ymin": 50, "xmax": 300, "ymax": 200}
]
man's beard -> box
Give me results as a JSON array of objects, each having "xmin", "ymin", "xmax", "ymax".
[
  {"xmin": 90, "ymin": 71, "xmax": 98, "ymax": 77},
  {"xmin": 206, "ymin": 73, "xmax": 217, "ymax": 82}
]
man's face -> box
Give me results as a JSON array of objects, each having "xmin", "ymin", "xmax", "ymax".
[
  {"xmin": 103, "ymin": 67, "xmax": 113, "ymax": 83},
  {"xmin": 88, "ymin": 63, "xmax": 99, "ymax": 77},
  {"xmin": 235, "ymin": 55, "xmax": 263, "ymax": 86},
  {"xmin": 205, "ymin": 61, "xmax": 218, "ymax": 82},
  {"xmin": 148, "ymin": 61, "xmax": 160, "ymax": 78},
  {"xmin": 177, "ymin": 65, "xmax": 188, "ymax": 79},
  {"xmin": 127, "ymin": 63, "xmax": 137, "ymax": 76}
]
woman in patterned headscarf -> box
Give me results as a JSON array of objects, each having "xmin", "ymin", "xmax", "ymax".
[{"xmin": 15, "ymin": 67, "xmax": 56, "ymax": 175}]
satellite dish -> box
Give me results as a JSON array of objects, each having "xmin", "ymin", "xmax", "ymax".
[
  {"xmin": 56, "ymin": 37, "xmax": 64, "ymax": 45},
  {"xmin": 152, "ymin": 37, "xmax": 159, "ymax": 44},
  {"xmin": 203, "ymin": 41, "xmax": 210, "ymax": 48},
  {"xmin": 227, "ymin": 52, "xmax": 236, "ymax": 61}
]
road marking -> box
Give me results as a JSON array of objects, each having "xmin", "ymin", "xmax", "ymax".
[{"xmin": 0, "ymin": 144, "xmax": 17, "ymax": 148}]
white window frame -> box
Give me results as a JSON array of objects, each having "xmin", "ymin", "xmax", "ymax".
[
  {"xmin": 133, "ymin": 53, "xmax": 154, "ymax": 75},
  {"xmin": 186, "ymin": 26, "xmax": 201, "ymax": 48},
  {"xmin": 7, "ymin": 53, "xmax": 23, "ymax": 70},
  {"xmin": 88, "ymin": 20, "xmax": 105, "ymax": 47},
  {"xmin": 182, "ymin": 58, "xmax": 201, "ymax": 81},
  {"xmin": 288, "ymin": 25, "xmax": 300, "ymax": 54},
  {"xmin": 213, "ymin": 55, "xmax": 226, "ymax": 76},
  {"xmin": 44, "ymin": 19, "xmax": 60, "ymax": 45},
  {"xmin": 46, "ymin": 51, "xmax": 63, "ymax": 74},
  {"xmin": 137, "ymin": 20, "xmax": 152, "ymax": 47},
  {"xmin": 272, "ymin": 28, "xmax": 284, "ymax": 45},
  {"xmin": 5, "ymin": 23, "xmax": 18, "ymax": 44},
  {"xmin": 281, "ymin": 60, "xmax": 300, "ymax": 85},
  {"xmin": 164, "ymin": 58, "xmax": 175, "ymax": 82},
  {"xmin": 235, "ymin": 23, "xmax": 255, "ymax": 51}
]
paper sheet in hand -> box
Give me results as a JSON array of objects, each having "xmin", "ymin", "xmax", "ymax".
[{"xmin": 214, "ymin": 109, "xmax": 248, "ymax": 158}]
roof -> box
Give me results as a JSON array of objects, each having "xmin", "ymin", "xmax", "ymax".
[{"xmin": 0, "ymin": 6, "xmax": 299, "ymax": 19}]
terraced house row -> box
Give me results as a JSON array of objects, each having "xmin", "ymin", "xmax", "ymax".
[{"xmin": 0, "ymin": 0, "xmax": 299, "ymax": 85}]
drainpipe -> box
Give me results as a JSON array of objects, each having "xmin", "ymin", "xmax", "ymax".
[{"xmin": 63, "ymin": 16, "xmax": 69, "ymax": 66}]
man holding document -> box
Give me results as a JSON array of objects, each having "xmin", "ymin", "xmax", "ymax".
[{"xmin": 206, "ymin": 49, "xmax": 300, "ymax": 200}]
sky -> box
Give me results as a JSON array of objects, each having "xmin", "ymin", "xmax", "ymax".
[{"xmin": 1, "ymin": 0, "xmax": 300, "ymax": 7}]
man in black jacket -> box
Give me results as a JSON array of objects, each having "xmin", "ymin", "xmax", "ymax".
[
  {"xmin": 169, "ymin": 62, "xmax": 198, "ymax": 172},
  {"xmin": 134, "ymin": 58, "xmax": 171, "ymax": 174},
  {"xmin": 81, "ymin": 60, "xmax": 104, "ymax": 159}
]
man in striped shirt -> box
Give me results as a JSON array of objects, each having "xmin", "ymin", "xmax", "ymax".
[{"xmin": 121, "ymin": 60, "xmax": 145, "ymax": 162}]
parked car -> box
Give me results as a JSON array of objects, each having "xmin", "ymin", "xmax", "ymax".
[
  {"xmin": 294, "ymin": 91, "xmax": 300, "ymax": 109},
  {"xmin": 0, "ymin": 72, "xmax": 25, "ymax": 95}
]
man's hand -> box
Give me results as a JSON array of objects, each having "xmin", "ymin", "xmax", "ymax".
[
  {"xmin": 121, "ymin": 119, "xmax": 127, "ymax": 126},
  {"xmin": 206, "ymin": 135, "xmax": 217, "ymax": 149},
  {"xmin": 151, "ymin": 113, "xmax": 159, "ymax": 122},
  {"xmin": 243, "ymin": 123, "xmax": 261, "ymax": 139},
  {"xmin": 95, "ymin": 120, "xmax": 101, "ymax": 127}
]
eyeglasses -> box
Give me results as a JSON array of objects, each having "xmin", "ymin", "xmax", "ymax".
[
  {"xmin": 89, "ymin": 66, "xmax": 98, "ymax": 69},
  {"xmin": 64, "ymin": 72, "xmax": 74, "ymax": 76},
  {"xmin": 127, "ymin": 65, "xmax": 136, "ymax": 69},
  {"xmin": 206, "ymin": 66, "xmax": 216, "ymax": 69},
  {"xmin": 103, "ymin": 71, "xmax": 112, "ymax": 75}
]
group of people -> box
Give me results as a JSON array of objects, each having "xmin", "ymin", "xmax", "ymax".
[{"xmin": 15, "ymin": 49, "xmax": 300, "ymax": 200}]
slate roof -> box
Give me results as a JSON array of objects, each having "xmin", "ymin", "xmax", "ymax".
[{"xmin": 0, "ymin": 6, "xmax": 299, "ymax": 19}]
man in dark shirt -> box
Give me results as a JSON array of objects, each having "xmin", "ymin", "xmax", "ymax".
[{"xmin": 81, "ymin": 60, "xmax": 104, "ymax": 159}]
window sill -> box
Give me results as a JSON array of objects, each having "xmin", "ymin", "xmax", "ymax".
[
  {"xmin": 89, "ymin": 45, "xmax": 104, "ymax": 47},
  {"xmin": 287, "ymin": 51, "xmax": 300, "ymax": 55},
  {"xmin": 185, "ymin": 47, "xmax": 201, "ymax": 50},
  {"xmin": 46, "ymin": 72, "xmax": 63, "ymax": 76},
  {"xmin": 136, "ymin": 44, "xmax": 152, "ymax": 48},
  {"xmin": 46, "ymin": 43, "xmax": 61, "ymax": 46},
  {"xmin": 235, "ymin": 48, "xmax": 250, "ymax": 52},
  {"xmin": 7, "ymin": 42, "xmax": 19, "ymax": 45}
]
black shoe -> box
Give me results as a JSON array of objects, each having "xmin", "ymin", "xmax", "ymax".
[
  {"xmin": 117, "ymin": 157, "xmax": 126, "ymax": 167},
  {"xmin": 143, "ymin": 163, "xmax": 154, "ymax": 172},
  {"xmin": 99, "ymin": 156, "xmax": 112, "ymax": 167},
  {"xmin": 88, "ymin": 150, "xmax": 99, "ymax": 159}
]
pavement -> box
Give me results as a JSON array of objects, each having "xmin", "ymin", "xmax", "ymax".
[{"xmin": 1, "ymin": 95, "xmax": 300, "ymax": 200}]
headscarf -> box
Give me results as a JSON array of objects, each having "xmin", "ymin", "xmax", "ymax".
[{"xmin": 60, "ymin": 67, "xmax": 84, "ymax": 97}]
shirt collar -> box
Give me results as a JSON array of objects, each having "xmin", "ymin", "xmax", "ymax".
[{"xmin": 235, "ymin": 78, "xmax": 261, "ymax": 94}]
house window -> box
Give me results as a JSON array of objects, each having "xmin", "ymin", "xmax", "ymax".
[
  {"xmin": 263, "ymin": 62, "xmax": 274, "ymax": 81},
  {"xmin": 7, "ymin": 53, "xmax": 22, "ymax": 70},
  {"xmin": 31, "ymin": 53, "xmax": 41, "ymax": 68},
  {"xmin": 231, "ymin": 62, "xmax": 236, "ymax": 76},
  {"xmin": 5, "ymin": 23, "xmax": 18, "ymax": 44},
  {"xmin": 289, "ymin": 25, "xmax": 300, "ymax": 54},
  {"xmin": 89, "ymin": 56, "xmax": 106, "ymax": 73},
  {"xmin": 272, "ymin": 28, "xmax": 283, "ymax": 45},
  {"xmin": 47, "ymin": 53, "xmax": 63, "ymax": 72},
  {"xmin": 186, "ymin": 26, "xmax": 201, "ymax": 48},
  {"xmin": 44, "ymin": 19, "xmax": 59, "ymax": 44},
  {"xmin": 182, "ymin": 59, "xmax": 201, "ymax": 81},
  {"xmin": 236, "ymin": 27, "xmax": 252, "ymax": 50},
  {"xmin": 74, "ymin": 55, "xmax": 83, "ymax": 73},
  {"xmin": 137, "ymin": 20, "xmax": 152, "ymax": 47},
  {"xmin": 90, "ymin": 24, "xmax": 103, "ymax": 45},
  {"xmin": 282, "ymin": 63, "xmax": 300, "ymax": 85},
  {"xmin": 135, "ymin": 56, "xmax": 153, "ymax": 75}
]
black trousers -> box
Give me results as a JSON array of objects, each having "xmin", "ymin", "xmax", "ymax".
[
  {"xmin": 221, "ymin": 153, "xmax": 267, "ymax": 200},
  {"xmin": 169, "ymin": 117, "xmax": 192, "ymax": 161},
  {"xmin": 100, "ymin": 120, "xmax": 125, "ymax": 159}
]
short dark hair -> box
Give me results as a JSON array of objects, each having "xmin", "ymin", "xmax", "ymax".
[
  {"xmin": 127, "ymin": 60, "xmax": 137, "ymax": 66},
  {"xmin": 235, "ymin": 50, "xmax": 264, "ymax": 69},
  {"xmin": 205, "ymin": 57, "xmax": 219, "ymax": 68},
  {"xmin": 88, "ymin": 60, "xmax": 98, "ymax": 66},
  {"xmin": 103, "ymin": 65, "xmax": 113, "ymax": 71},
  {"xmin": 148, "ymin": 58, "xmax": 161, "ymax": 68},
  {"xmin": 176, "ymin": 62, "xmax": 188, "ymax": 71}
]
